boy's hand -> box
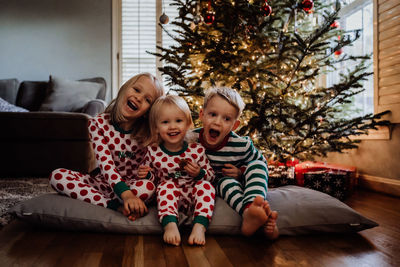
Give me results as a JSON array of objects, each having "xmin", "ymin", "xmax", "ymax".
[
  {"xmin": 138, "ymin": 165, "xmax": 151, "ymax": 179},
  {"xmin": 184, "ymin": 160, "xmax": 201, "ymax": 177},
  {"xmin": 222, "ymin": 164, "xmax": 242, "ymax": 179},
  {"xmin": 121, "ymin": 190, "xmax": 148, "ymax": 220}
]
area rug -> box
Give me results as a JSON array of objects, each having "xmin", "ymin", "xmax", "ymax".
[{"xmin": 0, "ymin": 178, "xmax": 55, "ymax": 229}]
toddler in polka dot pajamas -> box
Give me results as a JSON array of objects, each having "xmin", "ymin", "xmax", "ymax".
[
  {"xmin": 49, "ymin": 73, "xmax": 164, "ymax": 221},
  {"xmin": 138, "ymin": 95, "xmax": 215, "ymax": 246},
  {"xmin": 194, "ymin": 87, "xmax": 279, "ymax": 240}
]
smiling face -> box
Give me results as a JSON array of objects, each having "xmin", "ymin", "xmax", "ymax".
[
  {"xmin": 119, "ymin": 76, "xmax": 158, "ymax": 129},
  {"xmin": 156, "ymin": 104, "xmax": 191, "ymax": 151},
  {"xmin": 199, "ymin": 95, "xmax": 240, "ymax": 149}
]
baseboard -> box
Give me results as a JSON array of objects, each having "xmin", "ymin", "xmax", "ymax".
[{"xmin": 359, "ymin": 174, "xmax": 400, "ymax": 197}]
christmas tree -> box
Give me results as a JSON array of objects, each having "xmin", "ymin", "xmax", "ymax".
[{"xmin": 151, "ymin": 0, "xmax": 390, "ymax": 161}]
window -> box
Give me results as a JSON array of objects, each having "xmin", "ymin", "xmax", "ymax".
[
  {"xmin": 119, "ymin": 0, "xmax": 178, "ymax": 88},
  {"xmin": 326, "ymin": 0, "xmax": 374, "ymax": 117}
]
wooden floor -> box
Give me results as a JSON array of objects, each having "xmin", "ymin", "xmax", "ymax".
[{"xmin": 0, "ymin": 189, "xmax": 399, "ymax": 267}]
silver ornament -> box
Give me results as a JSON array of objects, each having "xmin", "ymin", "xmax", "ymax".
[{"xmin": 159, "ymin": 13, "xmax": 169, "ymax": 24}]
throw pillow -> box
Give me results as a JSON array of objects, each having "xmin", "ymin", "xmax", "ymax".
[
  {"xmin": 10, "ymin": 186, "xmax": 378, "ymax": 235},
  {"xmin": 0, "ymin": 97, "xmax": 28, "ymax": 112},
  {"xmin": 39, "ymin": 76, "xmax": 102, "ymax": 112}
]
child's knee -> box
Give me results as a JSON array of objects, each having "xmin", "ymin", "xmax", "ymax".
[
  {"xmin": 49, "ymin": 168, "xmax": 65, "ymax": 184},
  {"xmin": 195, "ymin": 180, "xmax": 215, "ymax": 194}
]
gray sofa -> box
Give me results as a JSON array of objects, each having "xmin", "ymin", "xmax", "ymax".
[{"xmin": 0, "ymin": 77, "xmax": 107, "ymax": 177}]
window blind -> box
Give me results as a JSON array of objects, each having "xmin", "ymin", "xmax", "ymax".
[{"xmin": 121, "ymin": 0, "xmax": 179, "ymax": 87}]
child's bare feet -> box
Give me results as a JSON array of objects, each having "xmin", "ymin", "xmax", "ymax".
[
  {"xmin": 263, "ymin": 210, "xmax": 279, "ymax": 240},
  {"xmin": 241, "ymin": 196, "xmax": 269, "ymax": 236},
  {"xmin": 164, "ymin": 222, "xmax": 181, "ymax": 246},
  {"xmin": 188, "ymin": 223, "xmax": 206, "ymax": 246}
]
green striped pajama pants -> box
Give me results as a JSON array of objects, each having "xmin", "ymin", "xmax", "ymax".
[{"xmin": 216, "ymin": 160, "xmax": 268, "ymax": 215}]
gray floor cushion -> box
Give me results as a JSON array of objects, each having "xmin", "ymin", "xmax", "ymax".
[{"xmin": 10, "ymin": 185, "xmax": 378, "ymax": 235}]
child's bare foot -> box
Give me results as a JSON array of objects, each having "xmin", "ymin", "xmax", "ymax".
[
  {"xmin": 164, "ymin": 222, "xmax": 181, "ymax": 246},
  {"xmin": 263, "ymin": 210, "xmax": 279, "ymax": 240},
  {"xmin": 188, "ymin": 223, "xmax": 206, "ymax": 246},
  {"xmin": 241, "ymin": 196, "xmax": 269, "ymax": 236}
]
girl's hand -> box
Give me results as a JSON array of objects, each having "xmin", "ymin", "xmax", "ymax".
[
  {"xmin": 138, "ymin": 165, "xmax": 152, "ymax": 179},
  {"xmin": 120, "ymin": 190, "xmax": 148, "ymax": 221},
  {"xmin": 184, "ymin": 160, "xmax": 201, "ymax": 177},
  {"xmin": 222, "ymin": 164, "xmax": 242, "ymax": 179}
]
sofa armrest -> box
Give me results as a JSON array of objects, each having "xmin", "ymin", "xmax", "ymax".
[{"xmin": 81, "ymin": 99, "xmax": 107, "ymax": 117}]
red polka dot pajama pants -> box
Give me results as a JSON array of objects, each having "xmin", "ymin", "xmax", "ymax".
[
  {"xmin": 156, "ymin": 180, "xmax": 215, "ymax": 228},
  {"xmin": 49, "ymin": 168, "xmax": 156, "ymax": 208}
]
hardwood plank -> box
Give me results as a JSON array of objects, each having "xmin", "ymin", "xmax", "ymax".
[
  {"xmin": 98, "ymin": 233, "xmax": 125, "ymax": 267},
  {"xmin": 201, "ymin": 236, "xmax": 233, "ymax": 267},
  {"xmin": 181, "ymin": 232, "xmax": 212, "ymax": 267},
  {"xmin": 122, "ymin": 235, "xmax": 143, "ymax": 267},
  {"xmin": 216, "ymin": 235, "xmax": 270, "ymax": 266},
  {"xmin": 6, "ymin": 227, "xmax": 56, "ymax": 266},
  {"xmin": 163, "ymin": 241, "xmax": 189, "ymax": 267},
  {"xmin": 144, "ymin": 235, "xmax": 167, "ymax": 266}
]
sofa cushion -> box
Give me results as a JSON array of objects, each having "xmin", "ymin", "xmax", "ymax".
[
  {"xmin": 10, "ymin": 186, "xmax": 378, "ymax": 235},
  {"xmin": 16, "ymin": 81, "xmax": 48, "ymax": 111},
  {"xmin": 0, "ymin": 78, "xmax": 19, "ymax": 105},
  {"xmin": 40, "ymin": 76, "xmax": 103, "ymax": 112},
  {"xmin": 80, "ymin": 77, "xmax": 107, "ymax": 100}
]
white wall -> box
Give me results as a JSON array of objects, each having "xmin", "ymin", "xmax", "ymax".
[{"xmin": 0, "ymin": 0, "xmax": 112, "ymax": 100}]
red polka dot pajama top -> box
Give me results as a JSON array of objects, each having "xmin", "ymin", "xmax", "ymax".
[
  {"xmin": 49, "ymin": 113, "xmax": 155, "ymax": 210},
  {"xmin": 142, "ymin": 142, "xmax": 216, "ymax": 228}
]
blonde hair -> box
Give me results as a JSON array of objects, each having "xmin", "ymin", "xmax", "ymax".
[
  {"xmin": 105, "ymin": 72, "xmax": 164, "ymax": 144},
  {"xmin": 146, "ymin": 95, "xmax": 194, "ymax": 146},
  {"xmin": 203, "ymin": 87, "xmax": 245, "ymax": 118}
]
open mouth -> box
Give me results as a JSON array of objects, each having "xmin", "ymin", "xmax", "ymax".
[
  {"xmin": 168, "ymin": 131, "xmax": 180, "ymax": 137},
  {"xmin": 127, "ymin": 100, "xmax": 137, "ymax": 111},
  {"xmin": 209, "ymin": 129, "xmax": 220, "ymax": 138}
]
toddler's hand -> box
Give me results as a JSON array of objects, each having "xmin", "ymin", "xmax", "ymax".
[
  {"xmin": 184, "ymin": 160, "xmax": 201, "ymax": 177},
  {"xmin": 138, "ymin": 165, "xmax": 152, "ymax": 179},
  {"xmin": 222, "ymin": 164, "xmax": 242, "ymax": 179},
  {"xmin": 121, "ymin": 190, "xmax": 148, "ymax": 221}
]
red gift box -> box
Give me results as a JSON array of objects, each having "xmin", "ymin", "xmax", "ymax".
[{"xmin": 295, "ymin": 161, "xmax": 357, "ymax": 189}]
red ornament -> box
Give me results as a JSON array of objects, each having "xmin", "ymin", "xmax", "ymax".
[
  {"xmin": 334, "ymin": 48, "xmax": 343, "ymax": 57},
  {"xmin": 261, "ymin": 1, "xmax": 272, "ymax": 17},
  {"xmin": 330, "ymin": 21, "xmax": 340, "ymax": 28},
  {"xmin": 301, "ymin": 0, "xmax": 314, "ymax": 13},
  {"xmin": 204, "ymin": 0, "xmax": 215, "ymax": 25},
  {"xmin": 204, "ymin": 11, "xmax": 215, "ymax": 24}
]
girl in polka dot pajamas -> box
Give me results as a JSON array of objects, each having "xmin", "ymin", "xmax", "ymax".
[
  {"xmin": 138, "ymin": 95, "xmax": 215, "ymax": 246},
  {"xmin": 49, "ymin": 73, "xmax": 164, "ymax": 221}
]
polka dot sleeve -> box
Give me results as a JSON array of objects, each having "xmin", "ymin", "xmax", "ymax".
[
  {"xmin": 88, "ymin": 115, "xmax": 125, "ymax": 191},
  {"xmin": 190, "ymin": 143, "xmax": 215, "ymax": 183}
]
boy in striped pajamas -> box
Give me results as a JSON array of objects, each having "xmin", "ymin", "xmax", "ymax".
[{"xmin": 192, "ymin": 87, "xmax": 279, "ymax": 239}]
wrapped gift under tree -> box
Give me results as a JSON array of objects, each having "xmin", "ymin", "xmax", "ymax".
[
  {"xmin": 295, "ymin": 161, "xmax": 357, "ymax": 200},
  {"xmin": 267, "ymin": 159, "xmax": 298, "ymax": 188}
]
